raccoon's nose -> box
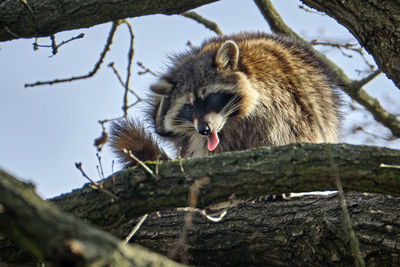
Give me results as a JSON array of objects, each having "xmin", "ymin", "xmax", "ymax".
[{"xmin": 197, "ymin": 123, "xmax": 211, "ymax": 136}]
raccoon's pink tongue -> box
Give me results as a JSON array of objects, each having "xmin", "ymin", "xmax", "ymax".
[{"xmin": 207, "ymin": 131, "xmax": 219, "ymax": 151}]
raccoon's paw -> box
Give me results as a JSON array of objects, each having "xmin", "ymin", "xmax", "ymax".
[{"xmin": 109, "ymin": 119, "xmax": 169, "ymax": 168}]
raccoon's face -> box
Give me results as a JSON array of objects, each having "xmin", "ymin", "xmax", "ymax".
[{"xmin": 151, "ymin": 40, "xmax": 259, "ymax": 152}]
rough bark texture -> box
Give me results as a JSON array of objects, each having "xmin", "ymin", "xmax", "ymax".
[
  {"xmin": 0, "ymin": 169, "xmax": 184, "ymax": 266},
  {"xmin": 301, "ymin": 0, "xmax": 400, "ymax": 89},
  {"xmin": 0, "ymin": 0, "xmax": 217, "ymax": 42},
  {"xmin": 121, "ymin": 192, "xmax": 400, "ymax": 266},
  {"xmin": 1, "ymin": 143, "xmax": 400, "ymax": 265},
  {"xmin": 50, "ymin": 143, "xmax": 400, "ymax": 229}
]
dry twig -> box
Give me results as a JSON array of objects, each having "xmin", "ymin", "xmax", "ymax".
[
  {"xmin": 25, "ymin": 21, "xmax": 121, "ymax": 87},
  {"xmin": 124, "ymin": 149, "xmax": 157, "ymax": 179},
  {"xmin": 32, "ymin": 33, "xmax": 85, "ymax": 55},
  {"xmin": 74, "ymin": 162, "xmax": 119, "ymax": 201},
  {"xmin": 124, "ymin": 214, "xmax": 149, "ymax": 243},
  {"xmin": 181, "ymin": 11, "xmax": 222, "ymax": 36}
]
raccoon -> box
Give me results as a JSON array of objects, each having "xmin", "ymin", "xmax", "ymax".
[{"xmin": 110, "ymin": 32, "xmax": 340, "ymax": 167}]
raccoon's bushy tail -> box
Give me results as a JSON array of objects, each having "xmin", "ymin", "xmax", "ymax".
[{"xmin": 109, "ymin": 119, "xmax": 169, "ymax": 167}]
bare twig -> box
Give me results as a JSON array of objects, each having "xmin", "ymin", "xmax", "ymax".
[
  {"xmin": 298, "ymin": 4, "xmax": 325, "ymax": 15},
  {"xmin": 120, "ymin": 20, "xmax": 135, "ymax": 119},
  {"xmin": 107, "ymin": 62, "xmax": 142, "ymax": 115},
  {"xmin": 20, "ymin": 0, "xmax": 34, "ymax": 15},
  {"xmin": 25, "ymin": 21, "xmax": 121, "ymax": 87},
  {"xmin": 137, "ymin": 62, "xmax": 158, "ymax": 77},
  {"xmin": 96, "ymin": 153, "xmax": 106, "ymax": 180},
  {"xmin": 124, "ymin": 214, "xmax": 149, "ymax": 243},
  {"xmin": 181, "ymin": 11, "xmax": 222, "ymax": 36},
  {"xmin": 310, "ymin": 40, "xmax": 375, "ymax": 70},
  {"xmin": 33, "ymin": 33, "xmax": 85, "ymax": 55},
  {"xmin": 4, "ymin": 26, "xmax": 19, "ymax": 38},
  {"xmin": 186, "ymin": 41, "xmax": 195, "ymax": 50},
  {"xmin": 124, "ymin": 149, "xmax": 157, "ymax": 179},
  {"xmin": 351, "ymin": 69, "xmax": 382, "ymax": 89},
  {"xmin": 74, "ymin": 162, "xmax": 119, "ymax": 201},
  {"xmin": 177, "ymin": 207, "xmax": 228, "ymax": 222},
  {"xmin": 379, "ymin": 163, "xmax": 400, "ymax": 169}
]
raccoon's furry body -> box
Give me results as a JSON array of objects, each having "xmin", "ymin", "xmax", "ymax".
[{"xmin": 110, "ymin": 33, "xmax": 340, "ymax": 166}]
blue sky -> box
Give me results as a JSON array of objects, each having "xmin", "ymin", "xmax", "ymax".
[{"xmin": 1, "ymin": 0, "xmax": 399, "ymax": 198}]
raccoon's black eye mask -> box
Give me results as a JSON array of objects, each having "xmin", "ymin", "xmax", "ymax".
[{"xmin": 176, "ymin": 92, "xmax": 240, "ymax": 125}]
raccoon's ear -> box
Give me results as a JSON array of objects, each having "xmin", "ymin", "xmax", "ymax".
[
  {"xmin": 150, "ymin": 79, "xmax": 173, "ymax": 95},
  {"xmin": 215, "ymin": 40, "xmax": 239, "ymax": 70}
]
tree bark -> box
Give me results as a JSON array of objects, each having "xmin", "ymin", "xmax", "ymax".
[
  {"xmin": 301, "ymin": 0, "xmax": 400, "ymax": 89},
  {"xmin": 122, "ymin": 192, "xmax": 400, "ymax": 266},
  {"xmin": 50, "ymin": 143, "xmax": 400, "ymax": 229},
  {"xmin": 0, "ymin": 169, "xmax": 184, "ymax": 266},
  {"xmin": 0, "ymin": 0, "xmax": 218, "ymax": 42},
  {"xmin": 1, "ymin": 143, "xmax": 400, "ymax": 265}
]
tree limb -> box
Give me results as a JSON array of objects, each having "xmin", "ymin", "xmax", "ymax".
[
  {"xmin": 0, "ymin": 0, "xmax": 219, "ymax": 42},
  {"xmin": 1, "ymin": 143, "xmax": 400, "ymax": 265},
  {"xmin": 124, "ymin": 192, "xmax": 400, "ymax": 266},
  {"xmin": 0, "ymin": 169, "xmax": 184, "ymax": 266},
  {"xmin": 50, "ymin": 144, "xmax": 400, "ymax": 229}
]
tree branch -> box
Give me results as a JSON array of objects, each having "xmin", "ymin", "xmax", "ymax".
[
  {"xmin": 125, "ymin": 192, "xmax": 400, "ymax": 266},
  {"xmin": 0, "ymin": 0, "xmax": 219, "ymax": 42},
  {"xmin": 181, "ymin": 11, "xmax": 222, "ymax": 36},
  {"xmin": 0, "ymin": 169, "xmax": 184, "ymax": 266},
  {"xmin": 50, "ymin": 144, "xmax": 400, "ymax": 229},
  {"xmin": 1, "ymin": 144, "xmax": 400, "ymax": 265}
]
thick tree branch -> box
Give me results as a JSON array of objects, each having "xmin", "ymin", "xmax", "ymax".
[
  {"xmin": 253, "ymin": 0, "xmax": 400, "ymax": 137},
  {"xmin": 0, "ymin": 169, "xmax": 184, "ymax": 266},
  {"xmin": 123, "ymin": 192, "xmax": 400, "ymax": 266},
  {"xmin": 0, "ymin": 0, "xmax": 218, "ymax": 42},
  {"xmin": 50, "ymin": 144, "xmax": 400, "ymax": 229},
  {"xmin": 1, "ymin": 143, "xmax": 400, "ymax": 265}
]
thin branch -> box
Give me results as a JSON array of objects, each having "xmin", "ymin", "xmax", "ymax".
[
  {"xmin": 124, "ymin": 149, "xmax": 157, "ymax": 179},
  {"xmin": 137, "ymin": 62, "xmax": 158, "ymax": 77},
  {"xmin": 298, "ymin": 4, "xmax": 325, "ymax": 15},
  {"xmin": 74, "ymin": 162, "xmax": 119, "ymax": 201},
  {"xmin": 107, "ymin": 62, "xmax": 142, "ymax": 111},
  {"xmin": 351, "ymin": 69, "xmax": 382, "ymax": 90},
  {"xmin": 33, "ymin": 33, "xmax": 85, "ymax": 55},
  {"xmin": 379, "ymin": 163, "xmax": 400, "ymax": 169},
  {"xmin": 310, "ymin": 40, "xmax": 375, "ymax": 70},
  {"xmin": 124, "ymin": 214, "xmax": 149, "ymax": 243},
  {"xmin": 181, "ymin": 11, "xmax": 222, "ymax": 36},
  {"xmin": 4, "ymin": 26, "xmax": 19, "ymax": 38},
  {"xmin": 25, "ymin": 21, "xmax": 121, "ymax": 87},
  {"xmin": 253, "ymin": 0, "xmax": 400, "ymax": 138},
  {"xmin": 253, "ymin": 0, "xmax": 304, "ymax": 42},
  {"xmin": 177, "ymin": 207, "xmax": 228, "ymax": 222},
  {"xmin": 120, "ymin": 20, "xmax": 135, "ymax": 118}
]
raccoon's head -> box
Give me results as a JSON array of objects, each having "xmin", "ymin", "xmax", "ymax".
[{"xmin": 151, "ymin": 40, "xmax": 259, "ymax": 152}]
